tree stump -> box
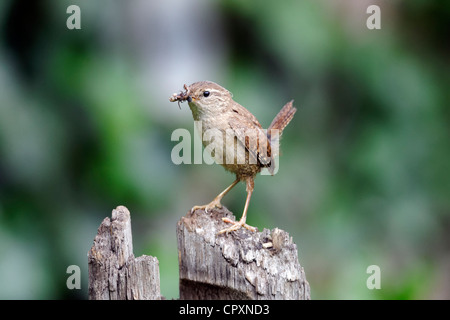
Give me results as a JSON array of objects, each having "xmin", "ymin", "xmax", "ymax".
[
  {"xmin": 177, "ymin": 207, "xmax": 310, "ymax": 300},
  {"xmin": 88, "ymin": 205, "xmax": 310, "ymax": 300},
  {"xmin": 88, "ymin": 206, "xmax": 161, "ymax": 300}
]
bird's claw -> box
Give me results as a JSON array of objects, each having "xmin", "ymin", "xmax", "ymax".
[
  {"xmin": 190, "ymin": 199, "xmax": 222, "ymax": 215},
  {"xmin": 218, "ymin": 217, "xmax": 257, "ymax": 234}
]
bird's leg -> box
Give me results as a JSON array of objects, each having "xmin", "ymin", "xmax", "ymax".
[
  {"xmin": 191, "ymin": 179, "xmax": 239, "ymax": 214},
  {"xmin": 219, "ymin": 177, "xmax": 257, "ymax": 234}
]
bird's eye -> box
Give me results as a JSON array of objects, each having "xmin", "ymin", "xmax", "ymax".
[{"xmin": 203, "ymin": 91, "xmax": 210, "ymax": 98}]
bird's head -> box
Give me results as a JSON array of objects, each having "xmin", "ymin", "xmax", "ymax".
[{"xmin": 170, "ymin": 81, "xmax": 233, "ymax": 119}]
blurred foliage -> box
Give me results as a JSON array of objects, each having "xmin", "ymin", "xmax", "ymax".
[{"xmin": 0, "ymin": 0, "xmax": 449, "ymax": 299}]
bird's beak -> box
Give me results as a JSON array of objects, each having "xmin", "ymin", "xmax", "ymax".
[{"xmin": 182, "ymin": 83, "xmax": 193, "ymax": 103}]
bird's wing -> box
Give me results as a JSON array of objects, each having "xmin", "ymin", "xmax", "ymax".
[{"xmin": 227, "ymin": 105, "xmax": 273, "ymax": 171}]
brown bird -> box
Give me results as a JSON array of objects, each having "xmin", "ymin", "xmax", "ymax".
[{"xmin": 170, "ymin": 81, "xmax": 296, "ymax": 234}]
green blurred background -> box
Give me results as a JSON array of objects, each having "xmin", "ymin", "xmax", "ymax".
[{"xmin": 0, "ymin": 0, "xmax": 449, "ymax": 299}]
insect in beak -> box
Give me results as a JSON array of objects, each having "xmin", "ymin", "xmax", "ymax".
[{"xmin": 169, "ymin": 84, "xmax": 191, "ymax": 109}]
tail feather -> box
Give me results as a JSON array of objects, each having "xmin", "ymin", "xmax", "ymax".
[
  {"xmin": 268, "ymin": 100, "xmax": 297, "ymax": 133},
  {"xmin": 264, "ymin": 100, "xmax": 296, "ymax": 175}
]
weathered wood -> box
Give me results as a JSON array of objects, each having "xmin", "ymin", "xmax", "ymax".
[
  {"xmin": 88, "ymin": 205, "xmax": 161, "ymax": 300},
  {"xmin": 177, "ymin": 207, "xmax": 310, "ymax": 300},
  {"xmin": 88, "ymin": 205, "xmax": 310, "ymax": 300}
]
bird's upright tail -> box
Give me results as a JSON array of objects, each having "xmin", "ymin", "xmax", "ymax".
[
  {"xmin": 263, "ymin": 100, "xmax": 296, "ymax": 175},
  {"xmin": 267, "ymin": 100, "xmax": 296, "ymax": 152},
  {"xmin": 268, "ymin": 100, "xmax": 297, "ymax": 134}
]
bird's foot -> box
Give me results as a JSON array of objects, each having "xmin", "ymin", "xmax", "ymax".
[
  {"xmin": 191, "ymin": 198, "xmax": 222, "ymax": 214},
  {"xmin": 218, "ymin": 217, "xmax": 257, "ymax": 234}
]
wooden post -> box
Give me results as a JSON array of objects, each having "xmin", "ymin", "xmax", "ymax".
[
  {"xmin": 88, "ymin": 205, "xmax": 310, "ymax": 300},
  {"xmin": 177, "ymin": 207, "xmax": 310, "ymax": 300},
  {"xmin": 88, "ymin": 206, "xmax": 161, "ymax": 300}
]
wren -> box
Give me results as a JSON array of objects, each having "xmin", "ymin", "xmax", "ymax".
[{"xmin": 170, "ymin": 81, "xmax": 296, "ymax": 234}]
